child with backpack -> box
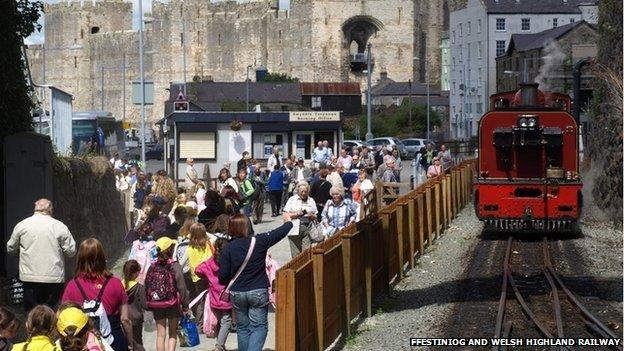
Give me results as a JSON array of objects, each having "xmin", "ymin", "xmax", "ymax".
[
  {"xmin": 0, "ymin": 307, "xmax": 20, "ymax": 351},
  {"xmin": 236, "ymin": 168, "xmax": 255, "ymax": 217},
  {"xmin": 123, "ymin": 260, "xmax": 147, "ymax": 351},
  {"xmin": 11, "ymin": 305, "xmax": 56, "ymax": 351},
  {"xmin": 56, "ymin": 302, "xmax": 110, "ymax": 351},
  {"xmin": 145, "ymin": 237, "xmax": 189, "ymax": 351},
  {"xmin": 128, "ymin": 222, "xmax": 157, "ymax": 284},
  {"xmin": 194, "ymin": 238, "xmax": 232, "ymax": 351}
]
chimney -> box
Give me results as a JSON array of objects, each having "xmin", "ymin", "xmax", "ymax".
[{"xmin": 519, "ymin": 83, "xmax": 539, "ymax": 106}]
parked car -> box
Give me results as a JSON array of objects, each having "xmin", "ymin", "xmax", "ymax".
[
  {"xmin": 145, "ymin": 143, "xmax": 164, "ymax": 160},
  {"xmin": 367, "ymin": 137, "xmax": 407, "ymax": 158},
  {"xmin": 401, "ymin": 138, "xmax": 427, "ymax": 159},
  {"xmin": 342, "ymin": 140, "xmax": 371, "ymax": 153}
]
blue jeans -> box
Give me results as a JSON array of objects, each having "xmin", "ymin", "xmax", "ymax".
[
  {"xmin": 243, "ymin": 203, "xmax": 252, "ymax": 216},
  {"xmin": 230, "ymin": 288, "xmax": 269, "ymax": 351}
]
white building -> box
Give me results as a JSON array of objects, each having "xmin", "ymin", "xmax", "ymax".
[{"xmin": 449, "ymin": 0, "xmax": 598, "ymax": 139}]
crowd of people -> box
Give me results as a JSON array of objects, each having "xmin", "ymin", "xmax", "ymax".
[{"xmin": 2, "ymin": 141, "xmax": 453, "ymax": 351}]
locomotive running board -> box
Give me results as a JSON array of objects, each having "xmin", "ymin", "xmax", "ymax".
[{"xmin": 484, "ymin": 219, "xmax": 574, "ymax": 232}]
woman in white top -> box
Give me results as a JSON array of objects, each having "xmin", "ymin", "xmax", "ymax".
[
  {"xmin": 351, "ymin": 169, "xmax": 374, "ymax": 204},
  {"xmin": 283, "ymin": 181, "xmax": 318, "ymax": 258},
  {"xmin": 216, "ymin": 168, "xmax": 239, "ymax": 193}
]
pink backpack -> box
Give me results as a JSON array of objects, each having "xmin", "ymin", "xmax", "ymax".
[{"xmin": 130, "ymin": 239, "xmax": 156, "ymax": 284}]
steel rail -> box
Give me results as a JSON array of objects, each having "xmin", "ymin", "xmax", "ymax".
[
  {"xmin": 542, "ymin": 238, "xmax": 565, "ymax": 339},
  {"xmin": 493, "ymin": 237, "xmax": 513, "ymax": 344},
  {"xmin": 543, "ymin": 239, "xmax": 621, "ymax": 343},
  {"xmin": 506, "ymin": 266, "xmax": 555, "ymax": 338}
]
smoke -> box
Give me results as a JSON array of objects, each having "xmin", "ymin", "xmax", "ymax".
[{"xmin": 534, "ymin": 41, "xmax": 566, "ymax": 91}]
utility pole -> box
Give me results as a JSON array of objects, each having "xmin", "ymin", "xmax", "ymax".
[
  {"xmin": 139, "ymin": 0, "xmax": 146, "ymax": 165},
  {"xmin": 41, "ymin": 45, "xmax": 46, "ymax": 134},
  {"xmin": 365, "ymin": 43, "xmax": 373, "ymax": 141},
  {"xmin": 100, "ymin": 66, "xmax": 105, "ymax": 110},
  {"xmin": 426, "ymin": 70, "xmax": 430, "ymax": 140},
  {"xmin": 408, "ymin": 79, "xmax": 412, "ymax": 136},
  {"xmin": 246, "ymin": 65, "xmax": 251, "ymax": 112},
  {"xmin": 122, "ymin": 52, "xmax": 126, "ymax": 123}
]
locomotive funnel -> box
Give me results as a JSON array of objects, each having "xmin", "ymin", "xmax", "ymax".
[{"xmin": 519, "ymin": 83, "xmax": 540, "ymax": 106}]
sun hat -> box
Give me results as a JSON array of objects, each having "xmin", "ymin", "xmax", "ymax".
[
  {"xmin": 57, "ymin": 307, "xmax": 89, "ymax": 337},
  {"xmin": 155, "ymin": 237, "xmax": 177, "ymax": 251}
]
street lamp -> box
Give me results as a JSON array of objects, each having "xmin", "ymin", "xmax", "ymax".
[
  {"xmin": 365, "ymin": 43, "xmax": 373, "ymax": 141},
  {"xmin": 246, "ymin": 65, "xmax": 252, "ymax": 112},
  {"xmin": 413, "ymin": 57, "xmax": 430, "ymax": 140},
  {"xmin": 138, "ymin": 0, "xmax": 146, "ymax": 166}
]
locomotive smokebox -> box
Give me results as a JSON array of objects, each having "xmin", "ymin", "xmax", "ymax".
[{"xmin": 519, "ymin": 83, "xmax": 540, "ymax": 106}]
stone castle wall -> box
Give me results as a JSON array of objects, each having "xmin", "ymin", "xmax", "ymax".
[{"xmin": 28, "ymin": 0, "xmax": 448, "ymax": 128}]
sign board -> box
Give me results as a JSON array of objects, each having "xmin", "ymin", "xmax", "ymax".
[
  {"xmin": 289, "ymin": 111, "xmax": 340, "ymax": 122},
  {"xmin": 132, "ymin": 80, "xmax": 154, "ymax": 105}
]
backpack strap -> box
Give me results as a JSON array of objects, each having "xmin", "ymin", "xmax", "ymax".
[
  {"xmin": 74, "ymin": 277, "xmax": 111, "ymax": 303},
  {"xmin": 73, "ymin": 278, "xmax": 89, "ymax": 301},
  {"xmin": 95, "ymin": 277, "xmax": 111, "ymax": 303}
]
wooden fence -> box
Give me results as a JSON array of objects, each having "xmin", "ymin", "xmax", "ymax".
[{"xmin": 275, "ymin": 159, "xmax": 477, "ymax": 351}]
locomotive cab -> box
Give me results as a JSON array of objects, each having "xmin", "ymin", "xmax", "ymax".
[{"xmin": 474, "ymin": 83, "xmax": 582, "ymax": 232}]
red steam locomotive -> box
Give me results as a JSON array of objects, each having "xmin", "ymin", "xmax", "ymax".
[{"xmin": 474, "ymin": 83, "xmax": 582, "ymax": 231}]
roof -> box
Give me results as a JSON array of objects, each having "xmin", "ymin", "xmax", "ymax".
[
  {"xmin": 373, "ymin": 81, "xmax": 441, "ymax": 96},
  {"xmin": 300, "ymin": 82, "xmax": 361, "ymax": 95},
  {"xmin": 506, "ymin": 20, "xmax": 593, "ymax": 54},
  {"xmin": 169, "ymin": 82, "xmax": 302, "ymax": 104},
  {"xmin": 408, "ymin": 95, "xmax": 449, "ymax": 107},
  {"xmin": 485, "ymin": 0, "xmax": 596, "ymax": 14}
]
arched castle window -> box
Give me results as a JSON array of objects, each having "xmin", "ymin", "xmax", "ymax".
[{"xmin": 342, "ymin": 15, "xmax": 383, "ymax": 73}]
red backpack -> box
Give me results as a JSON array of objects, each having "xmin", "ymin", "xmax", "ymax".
[{"xmin": 145, "ymin": 261, "xmax": 179, "ymax": 309}]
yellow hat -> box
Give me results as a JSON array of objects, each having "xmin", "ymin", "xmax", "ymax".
[
  {"xmin": 57, "ymin": 307, "xmax": 89, "ymax": 337},
  {"xmin": 156, "ymin": 237, "xmax": 177, "ymax": 251}
]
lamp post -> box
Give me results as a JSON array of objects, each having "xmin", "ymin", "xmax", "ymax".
[
  {"xmin": 139, "ymin": 0, "xmax": 146, "ymax": 166},
  {"xmin": 246, "ymin": 65, "xmax": 252, "ymax": 112},
  {"xmin": 414, "ymin": 57, "xmax": 430, "ymax": 140},
  {"xmin": 365, "ymin": 43, "xmax": 373, "ymax": 141},
  {"xmin": 408, "ymin": 79, "xmax": 412, "ymax": 135}
]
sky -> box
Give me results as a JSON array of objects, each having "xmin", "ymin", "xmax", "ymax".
[{"xmin": 25, "ymin": 0, "xmax": 290, "ymax": 45}]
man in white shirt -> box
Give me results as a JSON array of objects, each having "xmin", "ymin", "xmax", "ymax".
[
  {"xmin": 323, "ymin": 140, "xmax": 333, "ymax": 159},
  {"xmin": 283, "ymin": 181, "xmax": 318, "ymax": 257},
  {"xmin": 184, "ymin": 158, "xmax": 199, "ymax": 193},
  {"xmin": 312, "ymin": 141, "xmax": 328, "ymax": 166},
  {"xmin": 337, "ymin": 148, "xmax": 353, "ymax": 170},
  {"xmin": 7, "ymin": 199, "xmax": 76, "ymax": 311},
  {"xmin": 267, "ymin": 146, "xmax": 282, "ymax": 172}
]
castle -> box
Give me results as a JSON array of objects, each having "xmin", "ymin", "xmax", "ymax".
[{"xmin": 27, "ymin": 0, "xmax": 453, "ymax": 127}]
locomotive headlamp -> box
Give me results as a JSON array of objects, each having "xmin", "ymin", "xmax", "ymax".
[
  {"xmin": 518, "ymin": 118, "xmax": 528, "ymax": 127},
  {"xmin": 527, "ymin": 118, "xmax": 537, "ymax": 127}
]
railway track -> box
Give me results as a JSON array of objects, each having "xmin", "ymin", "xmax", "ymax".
[{"xmin": 493, "ymin": 236, "xmax": 622, "ymax": 351}]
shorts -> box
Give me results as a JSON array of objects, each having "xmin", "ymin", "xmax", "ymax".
[{"xmin": 151, "ymin": 306, "xmax": 181, "ymax": 320}]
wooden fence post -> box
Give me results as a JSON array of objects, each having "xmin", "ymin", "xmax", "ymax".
[
  {"xmin": 434, "ymin": 181, "xmax": 441, "ymax": 238},
  {"xmin": 375, "ymin": 181, "xmax": 383, "ymax": 212},
  {"xmin": 395, "ymin": 205, "xmax": 405, "ymax": 279},
  {"xmin": 341, "ymin": 234, "xmax": 352, "ymax": 339},
  {"xmin": 453, "ymin": 169, "xmax": 459, "ymax": 216},
  {"xmin": 441, "ymin": 176, "xmax": 448, "ymax": 230},
  {"xmin": 445, "ymin": 174, "xmax": 452, "ymax": 223},
  {"xmin": 312, "ymin": 248, "xmax": 325, "ymax": 351},
  {"xmin": 425, "ymin": 185, "xmax": 433, "ymax": 246},
  {"xmin": 380, "ymin": 212, "xmax": 391, "ymax": 293},
  {"xmin": 275, "ymin": 269, "xmax": 297, "ymax": 351},
  {"xmin": 362, "ymin": 221, "xmax": 373, "ymax": 317},
  {"xmin": 407, "ymin": 196, "xmax": 416, "ymax": 268},
  {"xmin": 417, "ymin": 193, "xmax": 425, "ymax": 252}
]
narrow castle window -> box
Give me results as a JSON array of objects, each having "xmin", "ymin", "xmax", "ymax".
[
  {"xmin": 397, "ymin": 7, "xmax": 401, "ymax": 24},
  {"xmin": 217, "ymin": 33, "xmax": 221, "ymax": 46},
  {"xmin": 74, "ymin": 56, "xmax": 77, "ymax": 68},
  {"xmin": 80, "ymin": 29, "xmax": 84, "ymax": 39},
  {"xmin": 90, "ymin": 26, "xmax": 100, "ymax": 34}
]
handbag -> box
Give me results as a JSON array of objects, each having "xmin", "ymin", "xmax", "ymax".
[
  {"xmin": 219, "ymin": 237, "xmax": 256, "ymax": 303},
  {"xmin": 308, "ymin": 220, "xmax": 325, "ymax": 243},
  {"xmin": 177, "ymin": 314, "xmax": 200, "ymax": 347}
]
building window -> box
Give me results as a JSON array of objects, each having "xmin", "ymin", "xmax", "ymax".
[
  {"xmin": 521, "ymin": 18, "xmax": 530, "ymax": 31},
  {"xmin": 476, "ymin": 102, "xmax": 483, "ymax": 114},
  {"xmin": 452, "ymin": 31, "xmax": 455, "ymax": 43},
  {"xmin": 478, "ymin": 68, "xmax": 482, "ymax": 83},
  {"xmin": 553, "ymin": 18, "xmax": 558, "ymax": 28},
  {"xmin": 467, "ymin": 21, "xmax": 471, "ymax": 35},
  {"xmin": 74, "ymin": 56, "xmax": 77, "ymax": 68},
  {"xmin": 477, "ymin": 42, "xmax": 482, "ymax": 58},
  {"xmin": 467, "ymin": 43, "xmax": 471, "ymax": 61},
  {"xmin": 496, "ymin": 18, "xmax": 506, "ymax": 31},
  {"xmin": 392, "ymin": 97, "xmax": 401, "ymax": 106},
  {"xmin": 180, "ymin": 132, "xmax": 217, "ymax": 159},
  {"xmin": 570, "ymin": 18, "xmax": 575, "ymax": 23},
  {"xmin": 311, "ymin": 96, "xmax": 322, "ymax": 108},
  {"xmin": 459, "ymin": 23, "xmax": 463, "ymax": 36},
  {"xmin": 496, "ymin": 40, "xmax": 506, "ymax": 57},
  {"xmin": 452, "ymin": 57, "xmax": 456, "ymax": 68},
  {"xmin": 477, "ymin": 19, "xmax": 482, "ymax": 33}
]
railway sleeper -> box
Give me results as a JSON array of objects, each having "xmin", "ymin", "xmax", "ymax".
[{"xmin": 484, "ymin": 219, "xmax": 573, "ymax": 232}]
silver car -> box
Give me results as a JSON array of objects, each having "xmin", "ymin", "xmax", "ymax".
[
  {"xmin": 367, "ymin": 137, "xmax": 407, "ymax": 158},
  {"xmin": 401, "ymin": 138, "xmax": 429, "ymax": 158}
]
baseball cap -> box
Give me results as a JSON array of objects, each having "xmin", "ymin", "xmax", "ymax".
[
  {"xmin": 156, "ymin": 237, "xmax": 177, "ymax": 252},
  {"xmin": 57, "ymin": 307, "xmax": 89, "ymax": 337}
]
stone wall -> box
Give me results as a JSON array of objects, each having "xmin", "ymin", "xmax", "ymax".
[
  {"xmin": 52, "ymin": 156, "xmax": 128, "ymax": 279},
  {"xmin": 27, "ymin": 0, "xmax": 448, "ymax": 128}
]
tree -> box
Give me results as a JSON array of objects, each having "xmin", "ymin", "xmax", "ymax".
[
  {"xmin": 0, "ymin": 0, "xmax": 43, "ymax": 139},
  {"xmin": 345, "ymin": 100, "xmax": 442, "ymax": 139},
  {"xmin": 261, "ymin": 72, "xmax": 299, "ymax": 82}
]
